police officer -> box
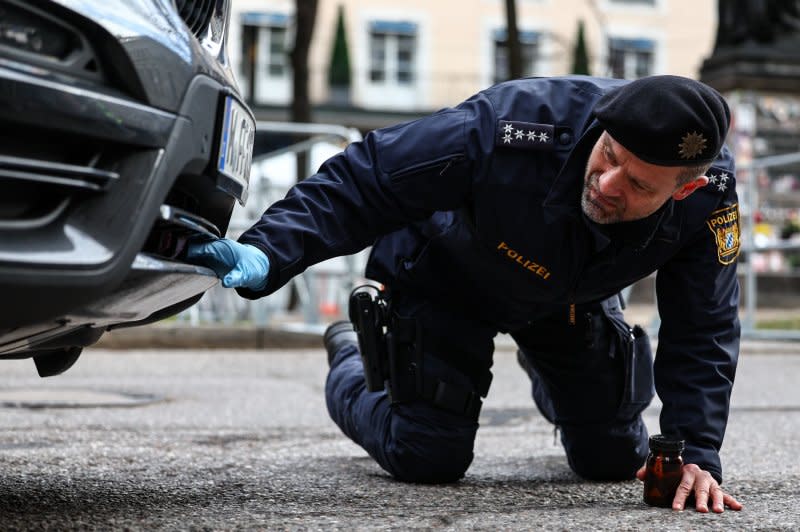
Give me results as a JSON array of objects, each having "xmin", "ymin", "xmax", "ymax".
[{"xmin": 188, "ymin": 75, "xmax": 743, "ymax": 513}]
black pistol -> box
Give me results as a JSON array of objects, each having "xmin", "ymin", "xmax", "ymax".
[{"xmin": 348, "ymin": 287, "xmax": 389, "ymax": 392}]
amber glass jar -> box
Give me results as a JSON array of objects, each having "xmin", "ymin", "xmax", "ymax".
[{"xmin": 643, "ymin": 435, "xmax": 685, "ymax": 507}]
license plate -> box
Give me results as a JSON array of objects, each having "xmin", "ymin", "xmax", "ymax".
[{"xmin": 217, "ymin": 95, "xmax": 255, "ymax": 203}]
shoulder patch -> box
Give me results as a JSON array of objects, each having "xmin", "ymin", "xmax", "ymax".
[
  {"xmin": 705, "ymin": 168, "xmax": 734, "ymax": 193},
  {"xmin": 496, "ymin": 120, "xmax": 554, "ymax": 151},
  {"xmin": 706, "ymin": 203, "xmax": 740, "ymax": 265}
]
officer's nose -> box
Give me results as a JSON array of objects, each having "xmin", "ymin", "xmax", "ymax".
[{"xmin": 597, "ymin": 169, "xmax": 623, "ymax": 197}]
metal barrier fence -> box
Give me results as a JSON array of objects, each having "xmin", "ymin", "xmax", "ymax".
[
  {"xmin": 181, "ymin": 122, "xmax": 800, "ymax": 340},
  {"xmin": 739, "ymin": 151, "xmax": 800, "ymax": 340}
]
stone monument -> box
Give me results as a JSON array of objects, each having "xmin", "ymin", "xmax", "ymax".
[
  {"xmin": 701, "ymin": 0, "xmax": 800, "ymax": 92},
  {"xmin": 700, "ymin": 1, "xmax": 800, "ymax": 308},
  {"xmin": 700, "ymin": 0, "xmax": 800, "ymax": 157},
  {"xmin": 700, "ymin": 0, "xmax": 800, "ymax": 199}
]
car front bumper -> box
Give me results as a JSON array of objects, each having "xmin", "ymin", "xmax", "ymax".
[{"xmin": 0, "ymin": 4, "xmax": 252, "ymax": 352}]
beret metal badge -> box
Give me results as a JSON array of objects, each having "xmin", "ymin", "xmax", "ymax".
[{"xmin": 678, "ymin": 131, "xmax": 707, "ymax": 159}]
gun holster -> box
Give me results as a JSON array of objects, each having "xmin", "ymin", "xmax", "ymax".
[
  {"xmin": 348, "ymin": 286, "xmax": 391, "ymax": 393},
  {"xmin": 348, "ymin": 286, "xmax": 423, "ymax": 396},
  {"xmin": 348, "ymin": 287, "xmax": 488, "ymax": 420}
]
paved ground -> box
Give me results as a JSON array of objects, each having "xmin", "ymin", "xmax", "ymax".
[{"xmin": 0, "ymin": 342, "xmax": 798, "ymax": 530}]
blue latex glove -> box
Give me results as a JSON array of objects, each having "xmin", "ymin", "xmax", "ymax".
[{"xmin": 186, "ymin": 238, "xmax": 270, "ymax": 290}]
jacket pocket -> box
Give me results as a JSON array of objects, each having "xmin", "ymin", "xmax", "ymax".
[
  {"xmin": 617, "ymin": 324, "xmax": 655, "ymax": 420},
  {"xmin": 601, "ymin": 295, "xmax": 655, "ymax": 421},
  {"xmin": 389, "ymin": 153, "xmax": 465, "ymax": 182},
  {"xmin": 388, "ymin": 154, "xmax": 470, "ymax": 214}
]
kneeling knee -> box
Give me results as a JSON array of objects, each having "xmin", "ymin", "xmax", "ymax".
[
  {"xmin": 567, "ymin": 450, "xmax": 643, "ymax": 481},
  {"xmin": 385, "ymin": 440, "xmax": 473, "ymax": 484},
  {"xmin": 562, "ymin": 424, "xmax": 648, "ymax": 481}
]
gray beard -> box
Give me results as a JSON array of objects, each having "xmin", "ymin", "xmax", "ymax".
[{"xmin": 581, "ymin": 177, "xmax": 622, "ymax": 224}]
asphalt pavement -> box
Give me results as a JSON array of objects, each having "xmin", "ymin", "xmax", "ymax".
[{"xmin": 0, "ymin": 339, "xmax": 798, "ymax": 530}]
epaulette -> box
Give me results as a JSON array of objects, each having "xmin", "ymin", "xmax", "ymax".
[
  {"xmin": 704, "ymin": 166, "xmax": 735, "ymax": 194},
  {"xmin": 702, "ymin": 165, "xmax": 739, "ymax": 264},
  {"xmin": 495, "ymin": 120, "xmax": 555, "ymax": 151}
]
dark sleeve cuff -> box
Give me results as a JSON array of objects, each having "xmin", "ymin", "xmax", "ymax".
[{"xmin": 682, "ymin": 445, "xmax": 723, "ymax": 484}]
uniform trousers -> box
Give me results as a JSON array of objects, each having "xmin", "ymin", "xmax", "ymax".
[{"xmin": 325, "ymin": 292, "xmax": 653, "ymax": 483}]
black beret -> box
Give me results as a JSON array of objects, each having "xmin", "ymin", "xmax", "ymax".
[{"xmin": 593, "ymin": 75, "xmax": 730, "ymax": 166}]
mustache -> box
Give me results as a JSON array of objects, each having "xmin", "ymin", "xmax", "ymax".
[
  {"xmin": 582, "ymin": 165, "xmax": 629, "ymax": 224},
  {"xmin": 586, "ymin": 173, "xmax": 621, "ymax": 209}
]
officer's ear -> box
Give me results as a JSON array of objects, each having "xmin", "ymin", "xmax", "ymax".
[{"xmin": 672, "ymin": 175, "xmax": 709, "ymax": 201}]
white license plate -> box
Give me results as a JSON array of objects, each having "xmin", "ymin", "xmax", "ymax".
[{"xmin": 217, "ymin": 95, "xmax": 255, "ymax": 201}]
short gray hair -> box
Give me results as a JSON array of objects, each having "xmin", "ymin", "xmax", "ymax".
[{"xmin": 676, "ymin": 162, "xmax": 713, "ymax": 186}]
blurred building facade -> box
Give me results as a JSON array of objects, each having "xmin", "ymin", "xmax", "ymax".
[{"xmin": 228, "ymin": 0, "xmax": 718, "ymax": 129}]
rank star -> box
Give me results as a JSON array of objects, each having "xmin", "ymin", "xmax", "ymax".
[
  {"xmin": 515, "ymin": 129, "xmax": 524, "ymax": 139},
  {"xmin": 503, "ymin": 133, "xmax": 512, "ymax": 144},
  {"xmin": 527, "ymin": 131, "xmax": 537, "ymax": 141},
  {"xmin": 708, "ymin": 173, "xmax": 718, "ymax": 185},
  {"xmin": 538, "ymin": 131, "xmax": 549, "ymax": 142},
  {"xmin": 717, "ymin": 182, "xmax": 727, "ymax": 192},
  {"xmin": 719, "ymin": 172, "xmax": 729, "ymax": 183},
  {"xmin": 503, "ymin": 123, "xmax": 513, "ymax": 133}
]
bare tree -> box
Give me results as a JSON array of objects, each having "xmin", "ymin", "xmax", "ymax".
[
  {"xmin": 504, "ymin": 0, "xmax": 522, "ymax": 80},
  {"xmin": 288, "ymin": 0, "xmax": 318, "ymax": 311},
  {"xmin": 290, "ymin": 0, "xmax": 318, "ymax": 127},
  {"xmin": 289, "ymin": 0, "xmax": 318, "ymax": 188}
]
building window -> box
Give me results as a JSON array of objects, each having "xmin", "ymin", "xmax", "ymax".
[
  {"xmin": 608, "ymin": 37, "xmax": 654, "ymax": 79},
  {"xmin": 240, "ymin": 12, "xmax": 291, "ymax": 103},
  {"xmin": 368, "ymin": 21, "xmax": 417, "ymax": 86},
  {"xmin": 493, "ymin": 30, "xmax": 539, "ymax": 84},
  {"xmin": 264, "ymin": 25, "xmax": 288, "ymax": 77}
]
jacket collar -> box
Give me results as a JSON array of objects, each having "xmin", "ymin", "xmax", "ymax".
[
  {"xmin": 583, "ymin": 199, "xmax": 678, "ymax": 253},
  {"xmin": 542, "ymin": 121, "xmax": 603, "ymax": 224}
]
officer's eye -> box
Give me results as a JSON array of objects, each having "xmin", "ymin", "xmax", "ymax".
[{"xmin": 630, "ymin": 179, "xmax": 651, "ymax": 193}]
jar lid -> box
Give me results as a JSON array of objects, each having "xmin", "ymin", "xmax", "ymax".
[{"xmin": 649, "ymin": 434, "xmax": 685, "ymax": 452}]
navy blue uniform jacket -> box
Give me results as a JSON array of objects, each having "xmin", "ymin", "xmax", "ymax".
[{"xmin": 238, "ymin": 76, "xmax": 741, "ymax": 481}]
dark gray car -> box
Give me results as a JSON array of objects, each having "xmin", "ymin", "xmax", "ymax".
[{"xmin": 0, "ymin": 0, "xmax": 255, "ymax": 375}]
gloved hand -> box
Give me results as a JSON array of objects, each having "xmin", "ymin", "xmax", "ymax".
[{"xmin": 185, "ymin": 238, "xmax": 270, "ymax": 290}]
